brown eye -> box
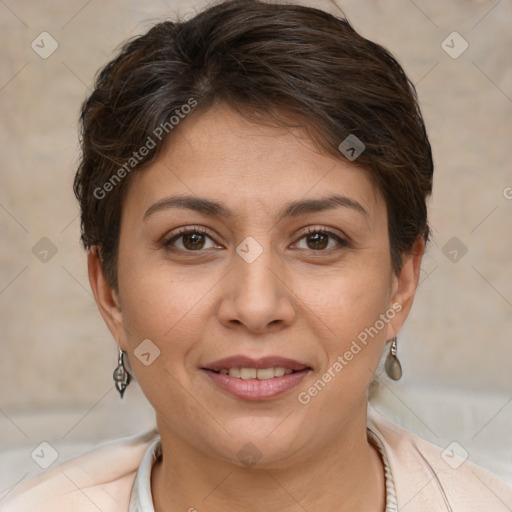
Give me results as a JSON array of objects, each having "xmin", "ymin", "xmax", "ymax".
[
  {"xmin": 305, "ymin": 232, "xmax": 329, "ymax": 250},
  {"xmin": 295, "ymin": 228, "xmax": 348, "ymax": 252},
  {"xmin": 164, "ymin": 228, "xmax": 217, "ymax": 252},
  {"xmin": 181, "ymin": 232, "xmax": 206, "ymax": 250}
]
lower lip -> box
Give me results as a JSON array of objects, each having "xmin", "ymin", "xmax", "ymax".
[{"xmin": 202, "ymin": 369, "xmax": 310, "ymax": 401}]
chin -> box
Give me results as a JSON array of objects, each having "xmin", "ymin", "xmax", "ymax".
[{"xmin": 207, "ymin": 420, "xmax": 306, "ymax": 469}]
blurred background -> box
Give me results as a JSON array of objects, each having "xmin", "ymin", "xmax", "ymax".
[{"xmin": 1, "ymin": 0, "xmax": 511, "ymax": 495}]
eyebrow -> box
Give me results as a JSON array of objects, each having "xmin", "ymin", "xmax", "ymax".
[{"xmin": 143, "ymin": 194, "xmax": 368, "ymax": 221}]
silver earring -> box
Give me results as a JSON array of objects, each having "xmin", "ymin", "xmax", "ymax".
[
  {"xmin": 385, "ymin": 336, "xmax": 402, "ymax": 381},
  {"xmin": 113, "ymin": 347, "xmax": 131, "ymax": 398}
]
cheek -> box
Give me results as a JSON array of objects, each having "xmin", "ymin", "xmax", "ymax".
[
  {"xmin": 116, "ymin": 244, "xmax": 214, "ymax": 375},
  {"xmin": 301, "ymin": 261, "xmax": 393, "ymax": 346},
  {"xmin": 288, "ymin": 266, "xmax": 393, "ymax": 439},
  {"xmin": 301, "ymin": 265, "xmax": 392, "ymax": 402},
  {"xmin": 116, "ymin": 264, "xmax": 213, "ymax": 410},
  {"xmin": 120, "ymin": 269, "xmax": 208, "ymax": 344}
]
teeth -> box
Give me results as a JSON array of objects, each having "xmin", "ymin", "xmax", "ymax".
[
  {"xmin": 240, "ymin": 368, "xmax": 257, "ymax": 380},
  {"xmin": 256, "ymin": 368, "xmax": 275, "ymax": 380},
  {"xmin": 274, "ymin": 367, "xmax": 286, "ymax": 377},
  {"xmin": 228, "ymin": 368, "xmax": 241, "ymax": 378},
  {"xmin": 217, "ymin": 367, "xmax": 295, "ymax": 379}
]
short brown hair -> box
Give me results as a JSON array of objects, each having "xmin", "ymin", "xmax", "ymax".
[{"xmin": 74, "ymin": 0, "xmax": 433, "ymax": 289}]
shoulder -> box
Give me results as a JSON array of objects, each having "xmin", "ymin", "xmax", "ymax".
[
  {"xmin": 0, "ymin": 429, "xmax": 159, "ymax": 512},
  {"xmin": 368, "ymin": 405, "xmax": 512, "ymax": 511}
]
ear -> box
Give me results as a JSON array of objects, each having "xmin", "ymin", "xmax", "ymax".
[
  {"xmin": 87, "ymin": 247, "xmax": 127, "ymax": 350},
  {"xmin": 385, "ymin": 236, "xmax": 425, "ymax": 340}
]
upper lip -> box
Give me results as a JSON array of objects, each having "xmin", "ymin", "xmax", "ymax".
[{"xmin": 202, "ymin": 355, "xmax": 311, "ymax": 372}]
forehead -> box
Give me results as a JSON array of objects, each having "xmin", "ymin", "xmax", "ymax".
[{"xmin": 123, "ymin": 104, "xmax": 384, "ymax": 223}]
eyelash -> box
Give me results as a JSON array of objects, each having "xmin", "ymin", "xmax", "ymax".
[{"xmin": 162, "ymin": 226, "xmax": 350, "ymax": 254}]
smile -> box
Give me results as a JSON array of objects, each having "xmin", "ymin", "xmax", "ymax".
[
  {"xmin": 214, "ymin": 367, "xmax": 294, "ymax": 379},
  {"xmin": 202, "ymin": 368, "xmax": 311, "ymax": 401},
  {"xmin": 201, "ymin": 355, "xmax": 312, "ymax": 400}
]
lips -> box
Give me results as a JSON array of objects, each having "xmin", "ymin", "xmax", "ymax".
[
  {"xmin": 201, "ymin": 355, "xmax": 312, "ymax": 401},
  {"xmin": 202, "ymin": 355, "xmax": 310, "ymax": 373}
]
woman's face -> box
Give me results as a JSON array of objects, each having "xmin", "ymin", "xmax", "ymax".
[{"xmin": 91, "ymin": 103, "xmax": 421, "ymax": 467}]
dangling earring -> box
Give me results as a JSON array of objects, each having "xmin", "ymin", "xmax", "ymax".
[
  {"xmin": 113, "ymin": 347, "xmax": 131, "ymax": 398},
  {"xmin": 385, "ymin": 336, "xmax": 402, "ymax": 381}
]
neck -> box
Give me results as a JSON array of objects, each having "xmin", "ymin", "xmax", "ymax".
[{"xmin": 152, "ymin": 405, "xmax": 385, "ymax": 512}]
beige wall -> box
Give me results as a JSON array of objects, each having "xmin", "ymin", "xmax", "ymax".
[{"xmin": 1, "ymin": 0, "xmax": 511, "ymax": 448}]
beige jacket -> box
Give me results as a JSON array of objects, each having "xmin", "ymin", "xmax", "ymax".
[{"xmin": 1, "ymin": 406, "xmax": 511, "ymax": 511}]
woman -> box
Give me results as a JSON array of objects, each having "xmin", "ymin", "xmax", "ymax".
[{"xmin": 2, "ymin": 0, "xmax": 511, "ymax": 510}]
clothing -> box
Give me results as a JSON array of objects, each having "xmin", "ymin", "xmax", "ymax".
[{"xmin": 1, "ymin": 405, "xmax": 511, "ymax": 511}]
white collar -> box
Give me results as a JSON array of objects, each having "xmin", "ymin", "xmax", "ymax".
[
  {"xmin": 129, "ymin": 425, "xmax": 397, "ymax": 511},
  {"xmin": 129, "ymin": 437, "xmax": 161, "ymax": 512}
]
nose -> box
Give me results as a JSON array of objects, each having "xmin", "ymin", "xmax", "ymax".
[{"xmin": 217, "ymin": 241, "xmax": 296, "ymax": 334}]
